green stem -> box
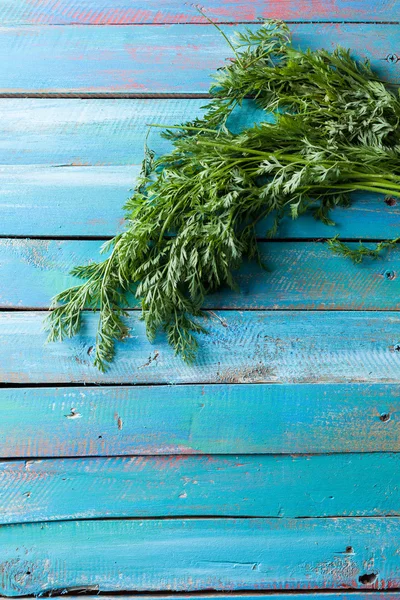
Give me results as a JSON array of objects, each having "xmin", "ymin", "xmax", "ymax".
[
  {"xmin": 310, "ymin": 183, "xmax": 400, "ymax": 196},
  {"xmin": 148, "ymin": 123, "xmax": 218, "ymax": 135},
  {"xmin": 195, "ymin": 5, "xmax": 244, "ymax": 68},
  {"xmin": 196, "ymin": 139, "xmax": 310, "ymax": 164},
  {"xmin": 355, "ymin": 180, "xmax": 400, "ymax": 192},
  {"xmin": 197, "ymin": 141, "xmax": 400, "ymax": 192},
  {"xmin": 350, "ymin": 173, "xmax": 400, "ymax": 187}
]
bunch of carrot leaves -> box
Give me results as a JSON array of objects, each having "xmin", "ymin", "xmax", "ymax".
[{"xmin": 46, "ymin": 19, "xmax": 400, "ymax": 371}]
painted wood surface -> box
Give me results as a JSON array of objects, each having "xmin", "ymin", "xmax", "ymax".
[
  {"xmin": 0, "ymin": 166, "xmax": 133, "ymax": 237},
  {"xmin": 1, "ymin": 517, "xmax": 400, "ymax": 595},
  {"xmin": 0, "ymin": 383, "xmax": 398, "ymax": 457},
  {"xmin": 1, "ymin": 311, "xmax": 400, "ymax": 384},
  {"xmin": 2, "ymin": 239, "xmax": 400, "ymax": 310},
  {"xmin": 2, "ymin": 453, "xmax": 400, "ymax": 524},
  {"xmin": 0, "ymin": 100, "xmax": 398, "ymax": 238},
  {"xmin": 0, "ymin": 24, "xmax": 398, "ymax": 94},
  {"xmin": 0, "ymin": 177, "xmax": 396, "ymax": 243},
  {"xmin": 1, "ymin": 0, "xmax": 399, "ymax": 25},
  {"xmin": 1, "ymin": 170, "xmax": 397, "ymax": 238},
  {"xmin": 0, "ymin": 99, "xmax": 209, "ymax": 165},
  {"xmin": 14, "ymin": 596, "xmax": 400, "ymax": 600},
  {"xmin": 1, "ymin": 4, "xmax": 399, "ymax": 596}
]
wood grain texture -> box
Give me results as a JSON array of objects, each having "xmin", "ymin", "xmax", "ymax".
[
  {"xmin": 0, "ymin": 24, "xmax": 398, "ymax": 94},
  {"xmin": 2, "ymin": 453, "xmax": 400, "ymax": 524},
  {"xmin": 0, "ymin": 166, "xmax": 134, "ymax": 237},
  {"xmin": 2, "ymin": 239, "xmax": 400, "ymax": 309},
  {"xmin": 0, "ymin": 383, "xmax": 398, "ymax": 457},
  {"xmin": 1, "ymin": 517, "xmax": 400, "ymax": 595},
  {"xmin": 1, "ymin": 311, "xmax": 400, "ymax": 384},
  {"xmin": 0, "ymin": 167, "xmax": 397, "ymax": 237},
  {"xmin": 14, "ymin": 596, "xmax": 400, "ymax": 600},
  {"xmin": 0, "ymin": 100, "xmax": 398, "ymax": 237},
  {"xmin": 1, "ymin": 0, "xmax": 399, "ymax": 25},
  {"xmin": 0, "ymin": 99, "xmax": 208, "ymax": 165}
]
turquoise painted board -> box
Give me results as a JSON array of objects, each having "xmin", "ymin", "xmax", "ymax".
[
  {"xmin": 0, "ymin": 171, "xmax": 396, "ymax": 237},
  {"xmin": 0, "ymin": 384, "xmax": 397, "ymax": 456},
  {"xmin": 22, "ymin": 596, "xmax": 400, "ymax": 600},
  {"xmin": 2, "ymin": 453, "xmax": 400, "ymax": 523},
  {"xmin": 0, "ymin": 24, "xmax": 398, "ymax": 93},
  {"xmin": 1, "ymin": 518, "xmax": 400, "ymax": 595},
  {"xmin": 0, "ymin": 311, "xmax": 399, "ymax": 384},
  {"xmin": 1, "ymin": 0, "xmax": 398, "ymax": 24},
  {"xmin": 0, "ymin": 166, "xmax": 134, "ymax": 237},
  {"xmin": 2, "ymin": 240, "xmax": 399, "ymax": 309},
  {"xmin": 0, "ymin": 99, "xmax": 208, "ymax": 165},
  {"xmin": 0, "ymin": 100, "xmax": 398, "ymax": 237},
  {"xmin": 1, "ymin": 1, "xmax": 400, "ymax": 596}
]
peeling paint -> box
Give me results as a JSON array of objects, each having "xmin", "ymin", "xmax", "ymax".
[{"xmin": 65, "ymin": 408, "xmax": 82, "ymax": 420}]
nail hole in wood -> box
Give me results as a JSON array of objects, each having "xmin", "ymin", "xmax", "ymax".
[
  {"xmin": 380, "ymin": 413, "xmax": 391, "ymax": 422},
  {"xmin": 385, "ymin": 196, "xmax": 397, "ymax": 206},
  {"xmin": 384, "ymin": 270, "xmax": 395, "ymax": 280},
  {"xmin": 346, "ymin": 546, "xmax": 354, "ymax": 554},
  {"xmin": 359, "ymin": 573, "xmax": 377, "ymax": 585}
]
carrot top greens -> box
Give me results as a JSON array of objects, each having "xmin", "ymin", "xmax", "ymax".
[{"xmin": 46, "ymin": 20, "xmax": 400, "ymax": 371}]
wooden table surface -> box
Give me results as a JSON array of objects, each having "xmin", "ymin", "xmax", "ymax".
[{"xmin": 0, "ymin": 0, "xmax": 400, "ymax": 597}]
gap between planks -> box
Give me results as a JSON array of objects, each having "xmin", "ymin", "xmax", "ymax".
[
  {"xmin": 2, "ymin": 22, "xmax": 400, "ymax": 26},
  {"xmin": 0, "ymin": 93, "xmax": 212, "ymax": 99},
  {"xmin": 12, "ymin": 593, "xmax": 399, "ymax": 596},
  {"xmin": 2, "ymin": 596, "xmax": 400, "ymax": 600},
  {"xmin": 2, "ymin": 594, "xmax": 400, "ymax": 598},
  {"xmin": 0, "ymin": 237, "xmax": 396, "ymax": 242}
]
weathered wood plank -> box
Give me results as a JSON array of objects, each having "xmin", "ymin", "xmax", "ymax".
[
  {"xmin": 13, "ymin": 596, "xmax": 400, "ymax": 600},
  {"xmin": 0, "ymin": 99, "xmax": 209, "ymax": 165},
  {"xmin": 2, "ymin": 239, "xmax": 400, "ymax": 309},
  {"xmin": 0, "ymin": 100, "xmax": 398, "ymax": 238},
  {"xmin": 1, "ymin": 517, "xmax": 399, "ymax": 595},
  {"xmin": 2, "ymin": 453, "xmax": 400, "ymax": 524},
  {"xmin": 0, "ymin": 166, "xmax": 397, "ymax": 237},
  {"xmin": 0, "ymin": 166, "xmax": 134, "ymax": 237},
  {"xmin": 0, "ymin": 311, "xmax": 399, "ymax": 384},
  {"xmin": 0, "ymin": 383, "xmax": 397, "ymax": 456},
  {"xmin": 0, "ymin": 24, "xmax": 398, "ymax": 94},
  {"xmin": 1, "ymin": 0, "xmax": 398, "ymax": 25},
  {"xmin": 0, "ymin": 165, "xmax": 117, "ymax": 237}
]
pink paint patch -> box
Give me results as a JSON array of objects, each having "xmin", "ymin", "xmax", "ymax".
[
  {"xmin": 92, "ymin": 70, "xmax": 147, "ymax": 91},
  {"xmin": 23, "ymin": 0, "xmax": 387, "ymax": 24},
  {"xmin": 251, "ymin": 0, "xmax": 342, "ymax": 21}
]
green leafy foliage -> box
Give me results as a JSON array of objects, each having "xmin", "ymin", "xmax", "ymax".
[
  {"xmin": 327, "ymin": 236, "xmax": 399, "ymax": 264},
  {"xmin": 46, "ymin": 19, "xmax": 400, "ymax": 371}
]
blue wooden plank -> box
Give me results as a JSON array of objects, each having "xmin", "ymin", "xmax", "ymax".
[
  {"xmin": 26, "ymin": 596, "xmax": 400, "ymax": 600},
  {"xmin": 0, "ymin": 165, "xmax": 136, "ymax": 237},
  {"xmin": 0, "ymin": 99, "xmax": 209, "ymax": 165},
  {"xmin": 0, "ymin": 100, "xmax": 398, "ymax": 238},
  {"xmin": 1, "ymin": 0, "xmax": 398, "ymax": 24},
  {"xmin": 0, "ymin": 168, "xmax": 396, "ymax": 237},
  {"xmin": 0, "ymin": 384, "xmax": 397, "ymax": 456},
  {"xmin": 0, "ymin": 24, "xmax": 398, "ymax": 93},
  {"xmin": 1, "ymin": 240, "xmax": 399, "ymax": 309},
  {"xmin": 0, "ymin": 311, "xmax": 399, "ymax": 384},
  {"xmin": 2, "ymin": 453, "xmax": 400, "ymax": 524},
  {"xmin": 0, "ymin": 517, "xmax": 399, "ymax": 595}
]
